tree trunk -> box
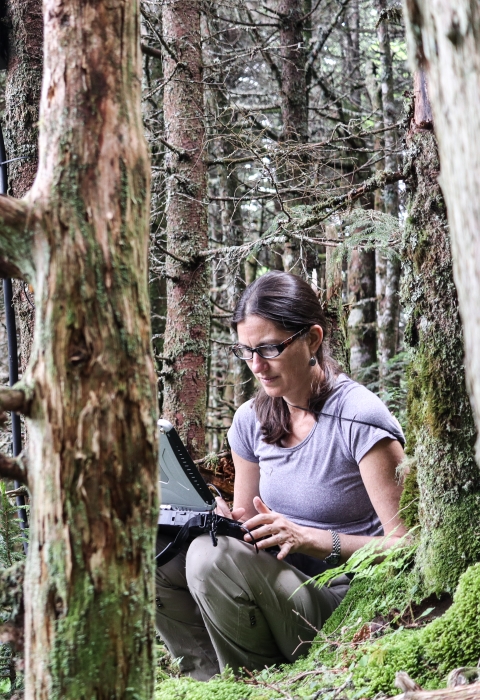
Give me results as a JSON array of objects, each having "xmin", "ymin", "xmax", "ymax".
[
  {"xmin": 347, "ymin": 248, "xmax": 377, "ymax": 377},
  {"xmin": 279, "ymin": 0, "xmax": 308, "ymax": 273},
  {"xmin": 160, "ymin": 0, "xmax": 210, "ymax": 459},
  {"xmin": 4, "ymin": 0, "xmax": 42, "ymax": 373},
  {"xmin": 401, "ymin": 72, "xmax": 480, "ymax": 594},
  {"xmin": 325, "ymin": 227, "xmax": 350, "ymax": 374},
  {"xmin": 402, "ymin": 0, "xmax": 480, "ymax": 462},
  {"xmin": 375, "ymin": 0, "xmax": 401, "ymax": 385},
  {"xmin": 0, "ymin": 0, "xmax": 158, "ymax": 697}
]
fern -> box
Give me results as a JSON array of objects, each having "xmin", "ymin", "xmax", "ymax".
[{"xmin": 0, "ymin": 482, "xmax": 27, "ymax": 569}]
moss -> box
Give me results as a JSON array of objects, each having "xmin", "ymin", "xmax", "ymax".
[
  {"xmin": 154, "ymin": 565, "xmax": 480, "ymax": 699},
  {"xmin": 398, "ymin": 459, "xmax": 420, "ymax": 529},
  {"xmin": 350, "ymin": 563, "xmax": 480, "ymax": 695},
  {"xmin": 401, "ymin": 129, "xmax": 480, "ymax": 595},
  {"xmin": 155, "ymin": 677, "xmax": 257, "ymax": 700}
]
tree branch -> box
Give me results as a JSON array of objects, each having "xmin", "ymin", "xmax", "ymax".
[
  {"xmin": 0, "ymin": 387, "xmax": 28, "ymax": 414},
  {"xmin": 392, "ymin": 682, "xmax": 480, "ymax": 700},
  {"xmin": 0, "ymin": 196, "xmax": 34, "ymax": 281},
  {"xmin": 141, "ymin": 42, "xmax": 163, "ymax": 61},
  {"xmin": 298, "ymin": 169, "xmax": 405, "ymax": 229},
  {"xmin": 0, "ymin": 453, "xmax": 28, "ymax": 486}
]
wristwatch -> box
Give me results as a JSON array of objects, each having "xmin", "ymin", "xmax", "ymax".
[{"xmin": 324, "ymin": 530, "xmax": 341, "ymax": 567}]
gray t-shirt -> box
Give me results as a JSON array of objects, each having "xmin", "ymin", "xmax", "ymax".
[{"xmin": 227, "ymin": 374, "xmax": 405, "ymax": 538}]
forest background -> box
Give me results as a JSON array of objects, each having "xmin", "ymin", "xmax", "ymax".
[{"xmin": 0, "ymin": 0, "xmax": 480, "ymax": 698}]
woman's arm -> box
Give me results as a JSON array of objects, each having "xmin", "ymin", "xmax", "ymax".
[
  {"xmin": 214, "ymin": 450, "xmax": 260, "ymax": 521},
  {"xmin": 242, "ymin": 438, "xmax": 407, "ymax": 562}
]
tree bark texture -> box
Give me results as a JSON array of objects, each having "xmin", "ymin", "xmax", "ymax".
[
  {"xmin": 279, "ymin": 0, "xmax": 308, "ymax": 143},
  {"xmin": 160, "ymin": 0, "xmax": 210, "ymax": 460},
  {"xmin": 0, "ymin": 1, "xmax": 158, "ymax": 697},
  {"xmin": 279, "ymin": 0, "xmax": 309, "ymax": 273},
  {"xmin": 325, "ymin": 226, "xmax": 350, "ymax": 374},
  {"xmin": 347, "ymin": 248, "xmax": 377, "ymax": 376},
  {"xmin": 402, "ymin": 0, "xmax": 480, "ymax": 462},
  {"xmin": 401, "ymin": 89, "xmax": 480, "ymax": 594},
  {"xmin": 375, "ymin": 0, "xmax": 401, "ymax": 384},
  {"xmin": 4, "ymin": 0, "xmax": 42, "ymax": 374}
]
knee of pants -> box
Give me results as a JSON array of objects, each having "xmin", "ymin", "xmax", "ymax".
[{"xmin": 186, "ymin": 534, "xmax": 235, "ymax": 593}]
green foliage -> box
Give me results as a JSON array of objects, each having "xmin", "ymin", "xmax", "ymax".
[
  {"xmin": 329, "ymin": 209, "xmax": 401, "ymax": 267},
  {"xmin": 0, "ymin": 484, "xmax": 27, "ymax": 569},
  {"xmin": 350, "ymin": 563, "xmax": 480, "ymax": 694},
  {"xmin": 154, "ymin": 560, "xmax": 480, "ymax": 699},
  {"xmin": 0, "ymin": 483, "xmax": 27, "ymax": 698}
]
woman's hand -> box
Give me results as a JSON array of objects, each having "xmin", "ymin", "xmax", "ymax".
[
  {"xmin": 242, "ymin": 497, "xmax": 305, "ymax": 560},
  {"xmin": 215, "ymin": 496, "xmax": 245, "ymax": 522}
]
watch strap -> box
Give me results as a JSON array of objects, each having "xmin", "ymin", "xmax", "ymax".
[{"xmin": 324, "ymin": 529, "xmax": 341, "ymax": 567}]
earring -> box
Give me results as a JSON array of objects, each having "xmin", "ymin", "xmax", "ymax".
[{"xmin": 309, "ymin": 356, "xmax": 317, "ymax": 366}]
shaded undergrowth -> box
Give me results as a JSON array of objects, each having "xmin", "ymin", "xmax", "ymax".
[{"xmin": 155, "ymin": 538, "xmax": 480, "ymax": 700}]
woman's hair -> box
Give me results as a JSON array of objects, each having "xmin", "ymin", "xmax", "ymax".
[{"xmin": 231, "ymin": 271, "xmax": 341, "ymax": 445}]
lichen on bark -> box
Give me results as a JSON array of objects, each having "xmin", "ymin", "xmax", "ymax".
[{"xmin": 401, "ymin": 123, "xmax": 480, "ymax": 594}]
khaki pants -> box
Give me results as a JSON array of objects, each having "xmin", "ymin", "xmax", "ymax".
[{"xmin": 155, "ymin": 533, "xmax": 350, "ymax": 681}]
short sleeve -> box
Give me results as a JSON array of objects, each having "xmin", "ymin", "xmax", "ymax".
[
  {"xmin": 227, "ymin": 400, "xmax": 259, "ymax": 463},
  {"xmin": 336, "ymin": 383, "xmax": 405, "ymax": 464}
]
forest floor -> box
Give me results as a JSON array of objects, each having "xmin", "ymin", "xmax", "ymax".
[{"xmin": 153, "ymin": 542, "xmax": 480, "ymax": 700}]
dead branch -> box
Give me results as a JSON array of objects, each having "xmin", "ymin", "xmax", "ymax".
[
  {"xmin": 141, "ymin": 42, "xmax": 162, "ymax": 60},
  {"xmin": 0, "ymin": 453, "xmax": 28, "ymax": 486},
  {"xmin": 0, "ymin": 387, "xmax": 28, "ymax": 414},
  {"xmin": 297, "ymin": 169, "xmax": 405, "ymax": 230},
  {"xmin": 0, "ymin": 196, "xmax": 33, "ymax": 280},
  {"xmin": 391, "ymin": 681, "xmax": 480, "ymax": 700}
]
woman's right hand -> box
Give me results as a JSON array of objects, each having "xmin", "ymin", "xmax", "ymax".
[{"xmin": 215, "ymin": 496, "xmax": 245, "ymax": 521}]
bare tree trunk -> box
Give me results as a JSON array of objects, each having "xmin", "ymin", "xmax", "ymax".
[
  {"xmin": 279, "ymin": 0, "xmax": 308, "ymax": 273},
  {"xmin": 0, "ymin": 0, "xmax": 158, "ymax": 696},
  {"xmin": 401, "ymin": 71, "xmax": 480, "ymax": 594},
  {"xmin": 325, "ymin": 226, "xmax": 350, "ymax": 373},
  {"xmin": 402, "ymin": 0, "xmax": 480, "ymax": 462},
  {"xmin": 347, "ymin": 248, "xmax": 377, "ymax": 377},
  {"xmin": 4, "ymin": 0, "xmax": 42, "ymax": 372},
  {"xmin": 375, "ymin": 0, "xmax": 401, "ymax": 386},
  {"xmin": 346, "ymin": 22, "xmax": 378, "ymax": 380},
  {"xmin": 161, "ymin": 0, "xmax": 210, "ymax": 459}
]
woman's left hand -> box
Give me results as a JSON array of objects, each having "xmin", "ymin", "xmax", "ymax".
[{"xmin": 242, "ymin": 497, "xmax": 305, "ymax": 560}]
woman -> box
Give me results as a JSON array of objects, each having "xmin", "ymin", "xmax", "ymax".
[{"xmin": 155, "ymin": 271, "xmax": 406, "ymax": 681}]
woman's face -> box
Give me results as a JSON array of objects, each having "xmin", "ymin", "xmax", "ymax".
[{"xmin": 236, "ymin": 315, "xmax": 323, "ymax": 404}]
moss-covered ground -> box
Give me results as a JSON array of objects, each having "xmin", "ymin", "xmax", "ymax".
[{"xmin": 154, "ymin": 545, "xmax": 480, "ymax": 700}]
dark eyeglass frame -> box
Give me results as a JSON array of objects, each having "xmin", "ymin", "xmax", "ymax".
[{"xmin": 231, "ymin": 326, "xmax": 310, "ymax": 361}]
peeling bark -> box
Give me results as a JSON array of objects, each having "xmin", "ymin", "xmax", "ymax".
[{"xmin": 0, "ymin": 0, "xmax": 158, "ymax": 697}]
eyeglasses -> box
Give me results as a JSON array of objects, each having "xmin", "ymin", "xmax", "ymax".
[{"xmin": 231, "ymin": 327, "xmax": 310, "ymax": 360}]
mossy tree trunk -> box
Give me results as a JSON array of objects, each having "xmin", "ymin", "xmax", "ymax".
[
  {"xmin": 0, "ymin": 0, "xmax": 158, "ymax": 697},
  {"xmin": 401, "ymin": 71, "xmax": 480, "ymax": 594},
  {"xmin": 160, "ymin": 0, "xmax": 210, "ymax": 460},
  {"xmin": 402, "ymin": 0, "xmax": 480, "ymax": 462}
]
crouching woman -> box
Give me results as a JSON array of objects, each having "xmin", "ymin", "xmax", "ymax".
[{"xmin": 155, "ymin": 271, "xmax": 406, "ymax": 680}]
